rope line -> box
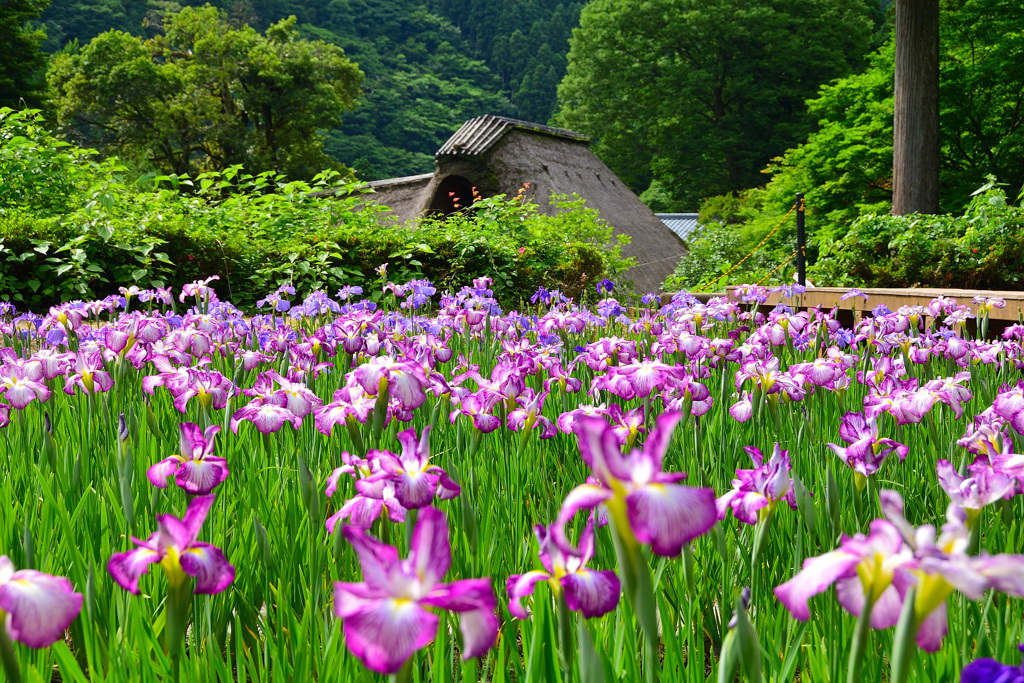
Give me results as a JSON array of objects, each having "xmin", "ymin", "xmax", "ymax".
[
  {"xmin": 708, "ymin": 202, "xmax": 799, "ymax": 289},
  {"xmin": 756, "ymin": 248, "xmax": 799, "ymax": 285}
]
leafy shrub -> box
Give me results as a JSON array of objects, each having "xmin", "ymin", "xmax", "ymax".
[
  {"xmin": 811, "ymin": 179, "xmax": 1024, "ymax": 289},
  {"xmin": 0, "ymin": 108, "xmax": 629, "ymax": 309}
]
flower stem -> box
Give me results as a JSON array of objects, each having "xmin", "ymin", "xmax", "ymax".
[
  {"xmin": 0, "ymin": 620, "xmax": 23, "ymax": 683},
  {"xmin": 846, "ymin": 597, "xmax": 873, "ymax": 683},
  {"xmin": 889, "ymin": 586, "xmax": 919, "ymax": 683},
  {"xmin": 556, "ymin": 593, "xmax": 575, "ymax": 682}
]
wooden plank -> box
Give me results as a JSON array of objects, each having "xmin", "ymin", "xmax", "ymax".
[{"xmin": 722, "ymin": 286, "xmax": 1024, "ymax": 322}]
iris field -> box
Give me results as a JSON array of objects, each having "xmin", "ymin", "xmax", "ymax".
[{"xmin": 1, "ymin": 276, "xmax": 1023, "ymax": 682}]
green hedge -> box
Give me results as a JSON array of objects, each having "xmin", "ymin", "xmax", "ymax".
[
  {"xmin": 810, "ymin": 179, "xmax": 1024, "ymax": 289},
  {"xmin": 0, "ymin": 109, "xmax": 631, "ymax": 310}
]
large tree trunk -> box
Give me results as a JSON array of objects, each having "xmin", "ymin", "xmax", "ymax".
[{"xmin": 892, "ymin": 0, "xmax": 940, "ymax": 215}]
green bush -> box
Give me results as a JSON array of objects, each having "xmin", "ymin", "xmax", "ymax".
[
  {"xmin": 811, "ymin": 179, "xmax": 1024, "ymax": 289},
  {"xmin": 0, "ymin": 108, "xmax": 631, "ymax": 310}
]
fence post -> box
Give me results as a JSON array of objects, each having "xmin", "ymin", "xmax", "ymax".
[{"xmin": 795, "ymin": 192, "xmax": 806, "ymax": 287}]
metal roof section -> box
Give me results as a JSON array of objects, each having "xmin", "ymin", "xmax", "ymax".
[
  {"xmin": 436, "ymin": 115, "xmax": 589, "ymax": 159},
  {"xmin": 656, "ymin": 213, "xmax": 702, "ymax": 242}
]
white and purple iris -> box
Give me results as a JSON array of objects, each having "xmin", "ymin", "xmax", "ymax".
[
  {"xmin": 507, "ymin": 520, "xmax": 620, "ymax": 619},
  {"xmin": 554, "ymin": 412, "xmax": 716, "ymax": 558},
  {"xmin": 0, "ymin": 556, "xmax": 83, "ymax": 648},
  {"xmin": 107, "ymin": 495, "xmax": 235, "ymax": 596},
  {"xmin": 333, "ymin": 507, "xmax": 498, "ymax": 674},
  {"xmin": 147, "ymin": 422, "xmax": 230, "ymax": 495}
]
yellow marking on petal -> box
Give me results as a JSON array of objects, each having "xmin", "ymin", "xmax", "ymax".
[
  {"xmin": 160, "ymin": 547, "xmax": 189, "ymax": 589},
  {"xmin": 912, "ymin": 570, "xmax": 954, "ymax": 621}
]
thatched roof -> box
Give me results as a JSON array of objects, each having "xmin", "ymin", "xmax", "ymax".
[{"xmin": 342, "ymin": 115, "xmax": 686, "ymax": 294}]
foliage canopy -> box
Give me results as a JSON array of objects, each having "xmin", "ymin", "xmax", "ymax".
[
  {"xmin": 555, "ymin": 0, "xmax": 875, "ymax": 208},
  {"xmin": 47, "ymin": 5, "xmax": 363, "ymax": 178}
]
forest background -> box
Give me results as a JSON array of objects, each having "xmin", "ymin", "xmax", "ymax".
[{"xmin": 3, "ymin": 0, "xmax": 1024, "ymax": 294}]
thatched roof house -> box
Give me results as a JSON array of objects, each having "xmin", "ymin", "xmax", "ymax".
[{"xmin": 354, "ymin": 115, "xmax": 684, "ymax": 294}]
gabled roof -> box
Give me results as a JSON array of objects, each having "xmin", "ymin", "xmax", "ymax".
[
  {"xmin": 656, "ymin": 213, "xmax": 701, "ymax": 241},
  {"xmin": 436, "ymin": 115, "xmax": 589, "ymax": 159}
]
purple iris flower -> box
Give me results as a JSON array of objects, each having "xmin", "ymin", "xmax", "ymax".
[
  {"xmin": 556, "ymin": 403, "xmax": 611, "ymax": 435},
  {"xmin": 936, "ymin": 460, "xmax": 1015, "ymax": 521},
  {"xmin": 108, "ymin": 494, "xmax": 235, "ymax": 596},
  {"xmin": 775, "ymin": 519, "xmax": 913, "ymax": 629},
  {"xmin": 506, "ymin": 390, "xmax": 557, "ymax": 439},
  {"xmin": 880, "ymin": 491, "xmax": 1024, "ymax": 651},
  {"xmin": 147, "ymin": 423, "xmax": 230, "ymax": 495},
  {"xmin": 0, "ymin": 360, "xmax": 51, "ymax": 409},
  {"xmin": 62, "ymin": 352, "xmax": 114, "ymax": 396},
  {"xmin": 351, "ymin": 355, "xmax": 428, "ymax": 410},
  {"xmin": 0, "ymin": 556, "xmax": 83, "ymax": 648},
  {"xmin": 358, "ymin": 426, "xmax": 460, "ymax": 509},
  {"xmin": 508, "ymin": 519, "xmax": 620, "ymax": 619},
  {"xmin": 554, "ymin": 412, "xmax": 716, "ymax": 557},
  {"xmin": 336, "ymin": 285, "xmax": 363, "ymax": 301},
  {"xmin": 962, "ymin": 645, "xmax": 1024, "ymax": 683},
  {"xmin": 324, "ymin": 452, "xmax": 407, "ymax": 531},
  {"xmin": 449, "ymin": 392, "xmax": 502, "ymax": 433},
  {"xmin": 716, "ymin": 444, "xmax": 798, "ymax": 525},
  {"xmin": 827, "ymin": 411, "xmax": 909, "ymax": 478},
  {"xmin": 840, "ymin": 288, "xmax": 869, "ymax": 301},
  {"xmin": 333, "ymin": 507, "xmax": 498, "ymax": 674},
  {"xmin": 993, "ymin": 381, "xmax": 1024, "ymax": 435},
  {"xmin": 230, "ymin": 401, "xmax": 302, "ymax": 434},
  {"xmin": 596, "ymin": 279, "xmax": 615, "ymax": 294}
]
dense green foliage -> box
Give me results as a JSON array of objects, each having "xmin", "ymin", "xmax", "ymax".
[
  {"xmin": 0, "ymin": 108, "xmax": 629, "ymax": 309},
  {"xmin": 35, "ymin": 0, "xmax": 579, "ymax": 180},
  {"xmin": 813, "ymin": 179, "xmax": 1024, "ymax": 289},
  {"xmin": 555, "ymin": 0, "xmax": 876, "ymax": 209},
  {"xmin": 426, "ymin": 0, "xmax": 583, "ymax": 124},
  {"xmin": 668, "ymin": 0, "xmax": 1024, "ymax": 291},
  {"xmin": 47, "ymin": 6, "xmax": 363, "ymax": 178},
  {"xmin": 0, "ymin": 0, "xmax": 50, "ymax": 108}
]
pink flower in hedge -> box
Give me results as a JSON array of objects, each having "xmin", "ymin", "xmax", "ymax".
[
  {"xmin": 554, "ymin": 412, "xmax": 716, "ymax": 557},
  {"xmin": 507, "ymin": 520, "xmax": 620, "ymax": 620},
  {"xmin": 334, "ymin": 507, "xmax": 498, "ymax": 674},
  {"xmin": 358, "ymin": 426, "xmax": 459, "ymax": 509},
  {"xmin": 0, "ymin": 360, "xmax": 50, "ymax": 409},
  {"xmin": 0, "ymin": 556, "xmax": 83, "ymax": 647},
  {"xmin": 108, "ymin": 494, "xmax": 234, "ymax": 596},
  {"xmin": 148, "ymin": 423, "xmax": 229, "ymax": 495},
  {"xmin": 716, "ymin": 444, "xmax": 798, "ymax": 525}
]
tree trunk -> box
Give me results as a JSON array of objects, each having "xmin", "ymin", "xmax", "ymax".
[{"xmin": 892, "ymin": 0, "xmax": 940, "ymax": 215}]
